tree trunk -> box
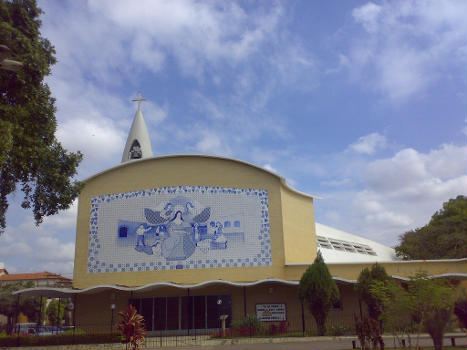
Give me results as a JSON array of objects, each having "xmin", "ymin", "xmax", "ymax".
[
  {"xmin": 316, "ymin": 318, "xmax": 326, "ymax": 336},
  {"xmin": 428, "ymin": 329, "xmax": 444, "ymax": 350}
]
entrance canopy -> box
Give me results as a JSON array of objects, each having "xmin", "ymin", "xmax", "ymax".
[{"xmin": 12, "ymin": 273, "xmax": 466, "ymax": 298}]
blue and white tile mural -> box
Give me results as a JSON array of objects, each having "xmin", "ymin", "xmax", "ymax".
[{"xmin": 88, "ymin": 186, "xmax": 271, "ymax": 273}]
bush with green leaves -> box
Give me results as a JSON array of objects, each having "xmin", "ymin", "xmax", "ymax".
[
  {"xmin": 230, "ymin": 314, "xmax": 262, "ymax": 336},
  {"xmin": 0, "ymin": 333, "xmax": 120, "ymax": 347},
  {"xmin": 117, "ymin": 305, "xmax": 146, "ymax": 350}
]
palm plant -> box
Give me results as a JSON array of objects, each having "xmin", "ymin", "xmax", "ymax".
[{"xmin": 117, "ymin": 305, "xmax": 146, "ymax": 350}]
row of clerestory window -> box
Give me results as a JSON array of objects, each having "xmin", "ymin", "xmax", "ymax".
[{"xmin": 316, "ymin": 236, "xmax": 377, "ymax": 256}]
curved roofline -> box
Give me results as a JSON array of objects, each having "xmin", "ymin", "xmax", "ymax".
[
  {"xmin": 14, "ymin": 272, "xmax": 466, "ymax": 297},
  {"xmin": 391, "ymin": 273, "xmax": 467, "ymax": 281},
  {"xmin": 82, "ymin": 154, "xmax": 321, "ymax": 199},
  {"xmin": 286, "ymin": 257, "xmax": 467, "ymax": 266}
]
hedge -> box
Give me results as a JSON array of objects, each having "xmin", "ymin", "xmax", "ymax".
[{"xmin": 0, "ymin": 333, "xmax": 121, "ymax": 347}]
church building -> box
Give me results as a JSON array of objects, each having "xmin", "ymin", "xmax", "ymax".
[{"xmin": 16, "ymin": 95, "xmax": 467, "ymax": 333}]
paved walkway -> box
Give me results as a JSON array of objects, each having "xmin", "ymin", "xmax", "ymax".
[{"xmin": 3, "ymin": 333, "xmax": 466, "ymax": 350}]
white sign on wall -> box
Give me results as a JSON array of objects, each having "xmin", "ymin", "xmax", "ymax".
[{"xmin": 256, "ymin": 303, "xmax": 286, "ymax": 322}]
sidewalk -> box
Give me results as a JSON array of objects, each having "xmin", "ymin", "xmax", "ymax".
[{"xmin": 1, "ymin": 333, "xmax": 466, "ymax": 350}]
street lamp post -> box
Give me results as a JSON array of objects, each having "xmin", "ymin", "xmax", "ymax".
[{"xmin": 110, "ymin": 304, "xmax": 116, "ymax": 334}]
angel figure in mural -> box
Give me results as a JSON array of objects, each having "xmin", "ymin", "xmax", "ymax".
[{"xmin": 144, "ymin": 196, "xmax": 212, "ymax": 260}]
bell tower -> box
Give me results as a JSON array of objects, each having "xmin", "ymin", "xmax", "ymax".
[{"xmin": 121, "ymin": 93, "xmax": 153, "ymax": 163}]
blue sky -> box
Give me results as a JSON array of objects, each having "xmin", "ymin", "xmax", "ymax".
[{"xmin": 1, "ymin": 0, "xmax": 466, "ymax": 276}]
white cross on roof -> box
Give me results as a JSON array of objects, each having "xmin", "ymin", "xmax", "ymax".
[{"xmin": 132, "ymin": 92, "xmax": 147, "ymax": 111}]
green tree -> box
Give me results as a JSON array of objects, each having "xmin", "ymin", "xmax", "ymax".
[
  {"xmin": 410, "ymin": 274, "xmax": 455, "ymax": 350},
  {"xmin": 395, "ymin": 196, "xmax": 467, "ymax": 260},
  {"xmin": 355, "ymin": 263, "xmax": 389, "ymax": 320},
  {"xmin": 370, "ymin": 273, "xmax": 455, "ymax": 350},
  {"xmin": 45, "ymin": 298, "xmax": 65, "ymax": 326},
  {"xmin": 370, "ymin": 279, "xmax": 418, "ymax": 349},
  {"xmin": 0, "ymin": 0, "xmax": 82, "ymax": 233},
  {"xmin": 298, "ymin": 251, "xmax": 339, "ymax": 336},
  {"xmin": 0, "ymin": 282, "xmax": 41, "ymax": 332}
]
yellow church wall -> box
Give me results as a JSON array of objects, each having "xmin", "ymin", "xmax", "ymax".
[
  {"xmin": 280, "ymin": 186, "xmax": 317, "ymax": 264},
  {"xmin": 74, "ymin": 156, "xmax": 291, "ymax": 289},
  {"xmin": 75, "ymin": 291, "xmax": 129, "ymax": 332}
]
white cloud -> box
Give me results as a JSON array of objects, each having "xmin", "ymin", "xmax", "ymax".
[
  {"xmin": 130, "ymin": 34, "xmax": 166, "ymax": 74},
  {"xmin": 316, "ymin": 142, "xmax": 467, "ymax": 246},
  {"xmin": 195, "ymin": 130, "xmax": 231, "ymax": 156},
  {"xmin": 143, "ymin": 101, "xmax": 168, "ymax": 126},
  {"xmin": 349, "ymin": 132, "xmax": 387, "ymax": 154},
  {"xmin": 0, "ymin": 217, "xmax": 75, "ymax": 276},
  {"xmin": 83, "ymin": 0, "xmax": 283, "ymax": 77},
  {"xmin": 0, "ymin": 242, "xmax": 32, "ymax": 257},
  {"xmin": 192, "ymin": 93, "xmax": 225, "ymax": 120},
  {"xmin": 57, "ymin": 117, "xmax": 125, "ymax": 165},
  {"xmin": 43, "ymin": 201, "xmax": 78, "ymax": 229},
  {"xmin": 34, "ymin": 237, "xmax": 75, "ymax": 262},
  {"xmin": 423, "ymin": 143, "xmax": 467, "ymax": 178},
  {"xmin": 352, "ymin": 2, "xmax": 382, "ymax": 33},
  {"xmin": 365, "ymin": 148, "xmax": 428, "ymax": 191},
  {"xmin": 347, "ymin": 0, "xmax": 467, "ymax": 100},
  {"xmin": 364, "ymin": 210, "xmax": 413, "ymax": 227},
  {"xmin": 321, "ymin": 178, "xmax": 354, "ymax": 187},
  {"xmin": 364, "ymin": 145, "xmax": 467, "ymax": 195},
  {"xmin": 325, "ymin": 54, "xmax": 350, "ymax": 75}
]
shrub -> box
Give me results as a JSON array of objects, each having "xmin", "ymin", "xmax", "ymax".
[
  {"xmin": 231, "ymin": 315, "xmax": 262, "ymax": 337},
  {"xmin": 231, "ymin": 314, "xmax": 261, "ymax": 331},
  {"xmin": 326, "ymin": 324, "xmax": 352, "ymax": 336},
  {"xmin": 117, "ymin": 305, "xmax": 146, "ymax": 350},
  {"xmin": 268, "ymin": 321, "xmax": 289, "ymax": 335},
  {"xmin": 0, "ymin": 333, "xmax": 120, "ymax": 347}
]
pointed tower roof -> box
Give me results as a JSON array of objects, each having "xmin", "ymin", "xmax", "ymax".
[{"xmin": 121, "ymin": 93, "xmax": 153, "ymax": 163}]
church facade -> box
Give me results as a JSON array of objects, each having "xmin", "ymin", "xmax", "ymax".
[{"xmin": 16, "ymin": 97, "xmax": 467, "ymax": 333}]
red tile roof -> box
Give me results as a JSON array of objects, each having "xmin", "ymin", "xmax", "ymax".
[{"xmin": 0, "ymin": 271, "xmax": 71, "ymax": 282}]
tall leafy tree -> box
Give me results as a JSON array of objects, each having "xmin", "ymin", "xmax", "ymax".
[
  {"xmin": 298, "ymin": 251, "xmax": 339, "ymax": 336},
  {"xmin": 45, "ymin": 298, "xmax": 65, "ymax": 326},
  {"xmin": 395, "ymin": 196, "xmax": 467, "ymax": 259},
  {"xmin": 355, "ymin": 263, "xmax": 389, "ymax": 320},
  {"xmin": 0, "ymin": 281, "xmax": 41, "ymax": 333},
  {"xmin": 371, "ymin": 273, "xmax": 455, "ymax": 350},
  {"xmin": 0, "ymin": 0, "xmax": 82, "ymax": 233}
]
